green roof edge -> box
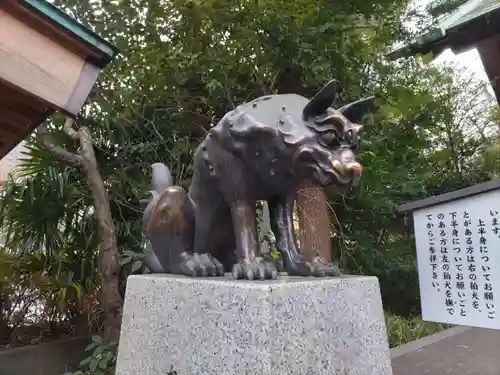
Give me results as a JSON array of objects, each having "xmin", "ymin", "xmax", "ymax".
[
  {"xmin": 24, "ymin": 0, "xmax": 120, "ymax": 67},
  {"xmin": 386, "ymin": 0, "xmax": 500, "ymax": 61},
  {"xmin": 386, "ymin": 28, "xmax": 446, "ymax": 60}
]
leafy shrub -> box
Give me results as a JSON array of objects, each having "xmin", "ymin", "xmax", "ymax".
[
  {"xmin": 342, "ymin": 235, "xmax": 422, "ymax": 317},
  {"xmin": 62, "ymin": 335, "xmax": 117, "ymax": 375},
  {"xmin": 385, "ymin": 312, "xmax": 450, "ymax": 348},
  {"xmin": 0, "ymin": 249, "xmax": 98, "ymax": 348}
]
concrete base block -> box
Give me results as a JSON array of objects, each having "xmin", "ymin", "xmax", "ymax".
[{"xmin": 115, "ymin": 275, "xmax": 392, "ymax": 375}]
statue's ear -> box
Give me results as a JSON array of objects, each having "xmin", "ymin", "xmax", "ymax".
[
  {"xmin": 337, "ymin": 96, "xmax": 377, "ymax": 124},
  {"xmin": 302, "ymin": 80, "xmax": 339, "ymax": 120}
]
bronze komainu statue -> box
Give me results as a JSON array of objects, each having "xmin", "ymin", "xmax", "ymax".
[{"xmin": 142, "ymin": 80, "xmax": 376, "ymax": 280}]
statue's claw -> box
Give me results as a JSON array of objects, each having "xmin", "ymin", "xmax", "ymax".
[
  {"xmin": 310, "ymin": 256, "xmax": 343, "ymax": 277},
  {"xmin": 231, "ymin": 257, "xmax": 278, "ymax": 280},
  {"xmin": 179, "ymin": 253, "xmax": 225, "ymax": 277},
  {"xmin": 285, "ymin": 254, "xmax": 343, "ymax": 277},
  {"xmin": 262, "ymin": 253, "xmax": 284, "ymax": 273}
]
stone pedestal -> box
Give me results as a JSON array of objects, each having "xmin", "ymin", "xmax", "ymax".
[{"xmin": 115, "ymin": 275, "xmax": 393, "ymax": 375}]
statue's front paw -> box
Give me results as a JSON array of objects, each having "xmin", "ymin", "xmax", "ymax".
[
  {"xmin": 179, "ymin": 253, "xmax": 225, "ymax": 277},
  {"xmin": 232, "ymin": 257, "xmax": 278, "ymax": 280}
]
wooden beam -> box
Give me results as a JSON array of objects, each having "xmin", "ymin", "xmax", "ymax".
[
  {"xmin": 448, "ymin": 11, "xmax": 500, "ymax": 55},
  {"xmin": 0, "ymin": 109, "xmax": 52, "ymax": 159},
  {"xmin": 0, "ymin": 101, "xmax": 40, "ymax": 121},
  {"xmin": 65, "ymin": 61, "xmax": 101, "ymax": 116},
  {"xmin": 0, "ymin": 9, "xmax": 84, "ymax": 111},
  {"xmin": 0, "ymin": 120, "xmax": 27, "ymax": 134},
  {"xmin": 0, "ymin": 78, "xmax": 50, "ymax": 136},
  {"xmin": 0, "ymin": 78, "xmax": 51, "ymax": 158},
  {"xmin": 0, "ymin": 9, "xmax": 103, "ymax": 117},
  {"xmin": 0, "ymin": 124, "xmax": 19, "ymax": 140},
  {"xmin": 0, "ymin": 107, "xmax": 31, "ymax": 130},
  {"xmin": 0, "ymin": 77, "xmax": 52, "ymax": 110}
]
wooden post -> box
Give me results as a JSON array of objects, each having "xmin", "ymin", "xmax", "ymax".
[
  {"xmin": 477, "ymin": 36, "xmax": 500, "ymax": 105},
  {"xmin": 296, "ymin": 181, "xmax": 332, "ymax": 261}
]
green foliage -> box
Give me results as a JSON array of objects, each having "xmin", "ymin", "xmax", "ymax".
[
  {"xmin": 341, "ymin": 237, "xmax": 421, "ymax": 316},
  {"xmin": 120, "ymin": 249, "xmax": 147, "ymax": 274},
  {"xmin": 0, "ymin": 248, "xmax": 97, "ymax": 347},
  {"xmin": 385, "ymin": 312, "xmax": 450, "ymax": 348},
  {"xmin": 325, "ymin": 64, "xmax": 497, "ymax": 315},
  {"xmin": 0, "ymin": 0, "xmax": 499, "ymax": 350},
  {"xmin": 62, "ymin": 335, "xmax": 117, "ymax": 375}
]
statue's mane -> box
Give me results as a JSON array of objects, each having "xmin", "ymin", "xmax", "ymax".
[
  {"xmin": 305, "ymin": 110, "xmax": 349, "ymax": 135},
  {"xmin": 223, "ymin": 95, "xmax": 352, "ymax": 151}
]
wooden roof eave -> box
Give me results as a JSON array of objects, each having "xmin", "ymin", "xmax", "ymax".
[
  {"xmin": 0, "ymin": 0, "xmax": 120, "ymax": 119},
  {"xmin": 21, "ymin": 0, "xmax": 119, "ymax": 68},
  {"xmin": 0, "ymin": 0, "xmax": 119, "ymax": 159},
  {"xmin": 0, "ymin": 109, "xmax": 53, "ymax": 160}
]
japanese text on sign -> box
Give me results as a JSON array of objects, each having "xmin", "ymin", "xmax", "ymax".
[{"xmin": 413, "ymin": 190, "xmax": 500, "ymax": 329}]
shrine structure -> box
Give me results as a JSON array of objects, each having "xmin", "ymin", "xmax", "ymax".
[
  {"xmin": 388, "ymin": 0, "xmax": 500, "ymax": 103},
  {"xmin": 0, "ymin": 0, "xmax": 118, "ymax": 158}
]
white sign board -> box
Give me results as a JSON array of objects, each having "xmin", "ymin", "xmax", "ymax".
[{"xmin": 413, "ymin": 189, "xmax": 500, "ymax": 329}]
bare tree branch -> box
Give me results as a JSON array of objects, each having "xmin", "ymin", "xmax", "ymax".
[
  {"xmin": 63, "ymin": 118, "xmax": 80, "ymax": 140},
  {"xmin": 37, "ymin": 122, "xmax": 83, "ymax": 169}
]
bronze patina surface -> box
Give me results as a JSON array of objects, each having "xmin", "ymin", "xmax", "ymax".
[{"xmin": 142, "ymin": 80, "xmax": 376, "ymax": 280}]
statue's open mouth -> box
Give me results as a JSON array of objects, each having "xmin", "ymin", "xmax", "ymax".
[{"xmin": 327, "ymin": 160, "xmax": 362, "ymax": 186}]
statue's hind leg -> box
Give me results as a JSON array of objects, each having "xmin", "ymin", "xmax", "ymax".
[
  {"xmin": 144, "ymin": 241, "xmax": 165, "ymax": 273},
  {"xmin": 146, "ymin": 185, "xmax": 224, "ymax": 276},
  {"xmin": 183, "ymin": 190, "xmax": 227, "ymax": 277},
  {"xmin": 146, "ymin": 185, "xmax": 194, "ymax": 274}
]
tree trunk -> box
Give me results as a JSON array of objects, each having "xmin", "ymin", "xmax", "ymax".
[
  {"xmin": 0, "ymin": 294, "xmax": 12, "ymax": 345},
  {"xmin": 38, "ymin": 120, "xmax": 122, "ymax": 343},
  {"xmin": 296, "ymin": 181, "xmax": 332, "ymax": 262},
  {"xmin": 79, "ymin": 127, "xmax": 122, "ymax": 343}
]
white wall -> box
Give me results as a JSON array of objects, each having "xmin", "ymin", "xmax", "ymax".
[
  {"xmin": 0, "ymin": 141, "xmax": 26, "ymax": 247},
  {"xmin": 0, "ymin": 141, "xmax": 27, "ymax": 182}
]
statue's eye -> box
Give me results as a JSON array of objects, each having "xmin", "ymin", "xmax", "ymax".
[
  {"xmin": 322, "ymin": 133, "xmax": 337, "ymax": 145},
  {"xmin": 345, "ymin": 130, "xmax": 354, "ymax": 143}
]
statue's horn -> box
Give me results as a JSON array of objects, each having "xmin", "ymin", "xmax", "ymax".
[
  {"xmin": 302, "ymin": 79, "xmax": 339, "ymax": 120},
  {"xmin": 338, "ymin": 96, "xmax": 377, "ymax": 124}
]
